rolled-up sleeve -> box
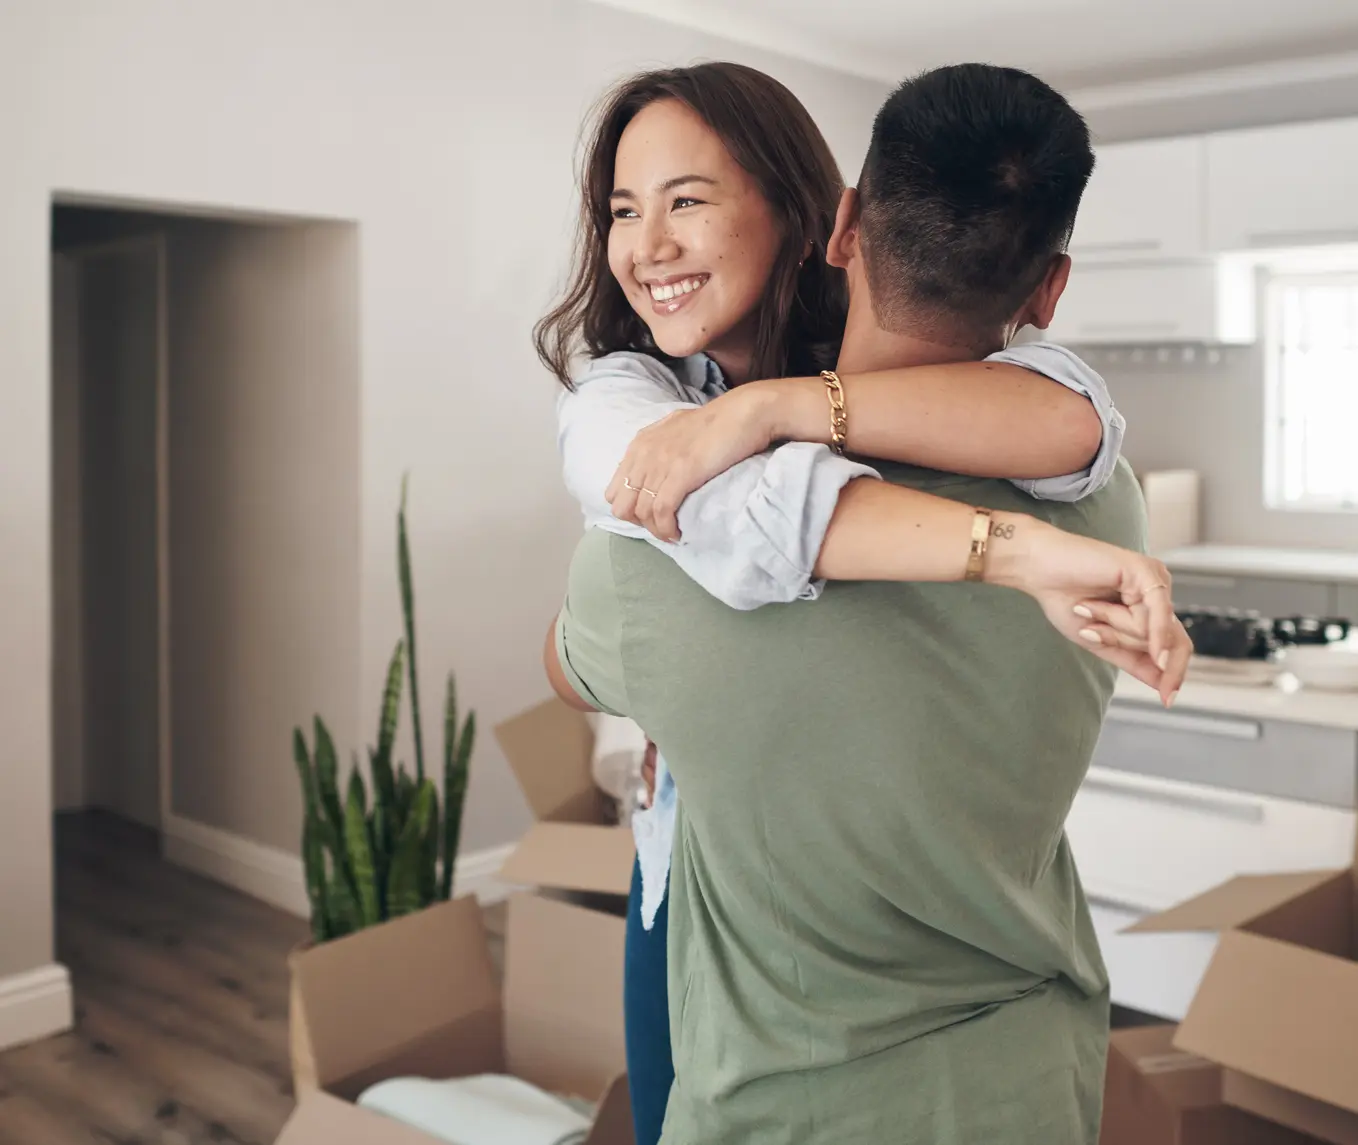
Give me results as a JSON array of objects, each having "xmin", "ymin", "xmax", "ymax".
[
  {"xmin": 559, "ymin": 353, "xmax": 879, "ymax": 611},
  {"xmin": 986, "ymin": 341, "xmax": 1126, "ymax": 502}
]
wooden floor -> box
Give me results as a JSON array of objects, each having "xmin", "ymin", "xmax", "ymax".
[{"xmin": 0, "ymin": 811, "xmax": 505, "ymax": 1145}]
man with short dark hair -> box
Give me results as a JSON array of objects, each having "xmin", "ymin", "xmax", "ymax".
[
  {"xmin": 857, "ymin": 64, "xmax": 1094, "ymax": 346},
  {"xmin": 555, "ymin": 65, "xmax": 1144, "ymax": 1143}
]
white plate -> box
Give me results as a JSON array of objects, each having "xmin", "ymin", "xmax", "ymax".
[
  {"xmin": 1276, "ymin": 645, "xmax": 1358, "ymax": 692},
  {"xmin": 1187, "ymin": 655, "xmax": 1283, "ymax": 686}
]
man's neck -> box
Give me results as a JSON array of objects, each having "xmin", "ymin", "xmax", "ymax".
[{"xmin": 834, "ymin": 292, "xmax": 1003, "ymax": 374}]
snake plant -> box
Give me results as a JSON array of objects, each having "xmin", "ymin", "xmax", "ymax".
[{"xmin": 293, "ymin": 477, "xmax": 475, "ymax": 943}]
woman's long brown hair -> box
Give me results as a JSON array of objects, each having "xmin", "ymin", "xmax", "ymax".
[{"xmin": 534, "ymin": 62, "xmax": 848, "ymax": 388}]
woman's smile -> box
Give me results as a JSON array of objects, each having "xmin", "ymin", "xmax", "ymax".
[{"xmin": 642, "ymin": 273, "xmax": 711, "ymax": 314}]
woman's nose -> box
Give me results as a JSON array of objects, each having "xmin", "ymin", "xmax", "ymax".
[{"xmin": 636, "ymin": 213, "xmax": 681, "ymax": 266}]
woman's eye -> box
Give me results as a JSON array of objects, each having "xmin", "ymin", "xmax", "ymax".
[
  {"xmin": 672, "ymin": 196, "xmax": 703, "ymax": 210},
  {"xmin": 611, "ymin": 206, "xmax": 638, "ymax": 220}
]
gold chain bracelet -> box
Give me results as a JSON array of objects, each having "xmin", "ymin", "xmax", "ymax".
[{"xmin": 820, "ymin": 370, "xmax": 848, "ymax": 455}]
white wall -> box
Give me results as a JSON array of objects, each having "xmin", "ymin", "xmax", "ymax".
[
  {"xmin": 0, "ymin": 0, "xmax": 888, "ymax": 981},
  {"xmin": 1106, "ymin": 345, "xmax": 1358, "ymax": 551},
  {"xmin": 167, "ymin": 220, "xmax": 362, "ymax": 852},
  {"xmin": 77, "ymin": 240, "xmax": 164, "ymax": 831}
]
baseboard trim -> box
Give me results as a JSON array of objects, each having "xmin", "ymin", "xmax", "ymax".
[
  {"xmin": 162, "ymin": 815, "xmax": 516, "ymax": 919},
  {"xmin": 0, "ymin": 963, "xmax": 74, "ymax": 1052}
]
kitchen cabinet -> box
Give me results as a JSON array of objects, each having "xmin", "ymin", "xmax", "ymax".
[
  {"xmin": 1069, "ymin": 137, "xmax": 1206, "ymax": 263},
  {"xmin": 1207, "ymin": 116, "xmax": 1358, "ymax": 251},
  {"xmin": 1091, "ymin": 702, "xmax": 1357, "ymax": 809},
  {"xmin": 1067, "ymin": 766, "xmax": 1355, "ymax": 913},
  {"xmin": 1044, "ymin": 261, "xmax": 1255, "ymax": 345},
  {"xmin": 1170, "ymin": 571, "xmax": 1335, "ymax": 617},
  {"xmin": 1338, "ymin": 585, "xmax": 1358, "ymax": 622}
]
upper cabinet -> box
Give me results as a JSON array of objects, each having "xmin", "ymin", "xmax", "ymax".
[
  {"xmin": 1044, "ymin": 261, "xmax": 1255, "ymax": 346},
  {"xmin": 1207, "ymin": 118, "xmax": 1358, "ymax": 251},
  {"xmin": 1069, "ymin": 137, "xmax": 1207, "ymax": 264}
]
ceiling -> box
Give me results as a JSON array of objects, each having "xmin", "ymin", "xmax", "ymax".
[{"xmin": 588, "ymin": 0, "xmax": 1358, "ymax": 92}]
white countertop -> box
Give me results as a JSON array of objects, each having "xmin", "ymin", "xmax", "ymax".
[
  {"xmin": 1114, "ymin": 671, "xmax": 1358, "ymax": 730},
  {"xmin": 1159, "ymin": 544, "xmax": 1358, "ymax": 584}
]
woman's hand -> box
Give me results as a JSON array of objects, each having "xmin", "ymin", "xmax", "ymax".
[
  {"xmin": 606, "ymin": 386, "xmax": 779, "ymax": 541},
  {"xmin": 997, "ymin": 518, "xmax": 1192, "ymax": 706}
]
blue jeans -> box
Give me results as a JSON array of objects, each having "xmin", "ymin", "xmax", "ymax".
[{"xmin": 623, "ymin": 855, "xmax": 673, "ymax": 1145}]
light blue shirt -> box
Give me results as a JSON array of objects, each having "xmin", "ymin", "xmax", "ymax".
[{"xmin": 557, "ymin": 343, "xmax": 1126, "ymax": 929}]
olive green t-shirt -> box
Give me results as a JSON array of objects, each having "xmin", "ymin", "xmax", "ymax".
[{"xmin": 556, "ymin": 459, "xmax": 1147, "ymax": 1145}]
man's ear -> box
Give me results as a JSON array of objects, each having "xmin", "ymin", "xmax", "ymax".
[
  {"xmin": 826, "ymin": 188, "xmax": 862, "ymax": 270},
  {"xmin": 1015, "ymin": 253, "xmax": 1072, "ymax": 332}
]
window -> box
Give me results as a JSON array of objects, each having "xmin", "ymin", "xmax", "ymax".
[{"xmin": 1265, "ymin": 273, "xmax": 1358, "ymax": 511}]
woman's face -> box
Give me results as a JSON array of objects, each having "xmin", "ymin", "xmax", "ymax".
[{"xmin": 607, "ymin": 98, "xmax": 784, "ymax": 382}]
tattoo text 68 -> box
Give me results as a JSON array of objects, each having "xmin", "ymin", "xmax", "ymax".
[{"xmin": 989, "ymin": 520, "xmax": 1017, "ymax": 541}]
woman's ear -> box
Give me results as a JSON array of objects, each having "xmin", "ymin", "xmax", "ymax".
[{"xmin": 826, "ymin": 188, "xmax": 861, "ymax": 270}]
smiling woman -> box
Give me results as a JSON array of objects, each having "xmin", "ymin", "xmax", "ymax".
[
  {"xmin": 604, "ymin": 101, "xmax": 786, "ymax": 383},
  {"xmin": 534, "ymin": 62, "xmax": 845, "ymax": 388}
]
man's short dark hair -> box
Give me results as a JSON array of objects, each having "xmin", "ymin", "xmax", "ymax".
[{"xmin": 858, "ymin": 63, "xmax": 1094, "ymax": 345}]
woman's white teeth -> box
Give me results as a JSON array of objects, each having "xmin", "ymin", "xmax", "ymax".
[{"xmin": 650, "ymin": 277, "xmax": 706, "ymax": 301}]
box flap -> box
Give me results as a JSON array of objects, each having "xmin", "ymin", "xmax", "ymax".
[
  {"xmin": 291, "ymin": 896, "xmax": 503, "ymax": 1092},
  {"xmin": 275, "ymin": 1091, "xmax": 442, "ymax": 1145},
  {"xmin": 1174, "ymin": 929, "xmax": 1358, "ymax": 1118},
  {"xmin": 503, "ymin": 893, "xmax": 628, "ymax": 1100},
  {"xmin": 500, "ymin": 822, "xmax": 635, "ymax": 897},
  {"xmin": 495, "ymin": 698, "xmax": 608, "ymax": 825},
  {"xmin": 1224, "ymin": 1070, "xmax": 1358, "ymax": 1145},
  {"xmin": 1123, "ymin": 870, "xmax": 1344, "ymax": 935},
  {"xmin": 585, "ymin": 1074, "xmax": 636, "ymax": 1145},
  {"xmin": 1110, "ymin": 1024, "xmax": 1222, "ymax": 1109}
]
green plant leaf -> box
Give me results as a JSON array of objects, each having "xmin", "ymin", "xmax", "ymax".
[
  {"xmin": 323, "ymin": 862, "xmax": 360, "ymax": 940},
  {"xmin": 373, "ymin": 641, "xmax": 403, "ymax": 805},
  {"xmin": 440, "ymin": 676, "xmax": 473, "ymax": 901},
  {"xmin": 301, "ymin": 809, "xmax": 330, "ymax": 943},
  {"xmin": 395, "ymin": 766, "xmax": 415, "ymax": 829},
  {"xmin": 398, "ymin": 475, "xmax": 426, "ymax": 784},
  {"xmin": 345, "ymin": 771, "xmax": 380, "ymax": 927},
  {"xmin": 293, "ymin": 727, "xmax": 330, "ymax": 939},
  {"xmin": 386, "ymin": 780, "xmax": 436, "ymax": 917},
  {"xmin": 369, "ymin": 749, "xmax": 391, "ymax": 916},
  {"xmin": 313, "ymin": 718, "xmax": 348, "ymax": 875}
]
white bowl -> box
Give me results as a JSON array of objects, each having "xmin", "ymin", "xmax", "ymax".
[{"xmin": 1277, "ymin": 645, "xmax": 1358, "ymax": 691}]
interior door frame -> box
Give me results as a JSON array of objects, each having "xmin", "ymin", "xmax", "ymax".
[{"xmin": 55, "ymin": 233, "xmax": 172, "ymax": 833}]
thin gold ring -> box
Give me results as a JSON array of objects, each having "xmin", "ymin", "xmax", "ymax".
[
  {"xmin": 1144, "ymin": 583, "xmax": 1170, "ymax": 594},
  {"xmin": 624, "ymin": 478, "xmax": 659, "ymax": 498}
]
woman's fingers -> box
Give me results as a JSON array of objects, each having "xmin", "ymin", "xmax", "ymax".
[
  {"xmin": 1074, "ymin": 600, "xmax": 1147, "ymax": 640},
  {"xmin": 1075, "ymin": 601, "xmax": 1190, "ymax": 706},
  {"xmin": 1086, "ymin": 642, "xmax": 1166, "ymax": 695},
  {"xmin": 1076, "ymin": 622, "xmax": 1149, "ymax": 653},
  {"xmin": 1158, "ymin": 615, "xmax": 1192, "ymax": 706}
]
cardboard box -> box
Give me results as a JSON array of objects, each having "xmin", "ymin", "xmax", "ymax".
[
  {"xmin": 1126, "ymin": 865, "xmax": 1358, "ymax": 1145},
  {"xmin": 1100, "ymin": 1024, "xmax": 1321, "ymax": 1145},
  {"xmin": 495, "ymin": 698, "xmax": 635, "ymax": 899},
  {"xmin": 278, "ymin": 892, "xmax": 633, "ymax": 1145}
]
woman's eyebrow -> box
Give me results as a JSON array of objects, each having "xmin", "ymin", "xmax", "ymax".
[{"xmin": 610, "ymin": 174, "xmax": 719, "ymax": 200}]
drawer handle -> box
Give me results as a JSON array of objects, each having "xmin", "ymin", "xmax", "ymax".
[
  {"xmin": 1172, "ymin": 573, "xmax": 1239, "ymax": 590},
  {"xmin": 1070, "ymin": 239, "xmax": 1163, "ymax": 254},
  {"xmin": 1107, "ymin": 704, "xmax": 1262, "ymax": 740},
  {"xmin": 1247, "ymin": 228, "xmax": 1358, "ymax": 248},
  {"xmin": 1082, "ymin": 772, "xmax": 1266, "ymax": 823},
  {"xmin": 1077, "ymin": 320, "xmax": 1181, "ymax": 335}
]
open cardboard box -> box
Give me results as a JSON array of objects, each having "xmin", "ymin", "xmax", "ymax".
[
  {"xmin": 278, "ymin": 892, "xmax": 634, "ymax": 1145},
  {"xmin": 1100, "ymin": 1023, "xmax": 1322, "ymax": 1145},
  {"xmin": 495, "ymin": 698, "xmax": 636, "ymax": 900},
  {"xmin": 1125, "ymin": 861, "xmax": 1358, "ymax": 1145}
]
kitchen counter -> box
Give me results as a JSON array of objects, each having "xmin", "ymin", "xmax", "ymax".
[
  {"xmin": 1114, "ymin": 671, "xmax": 1358, "ymax": 730},
  {"xmin": 1159, "ymin": 544, "xmax": 1358, "ymax": 584}
]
